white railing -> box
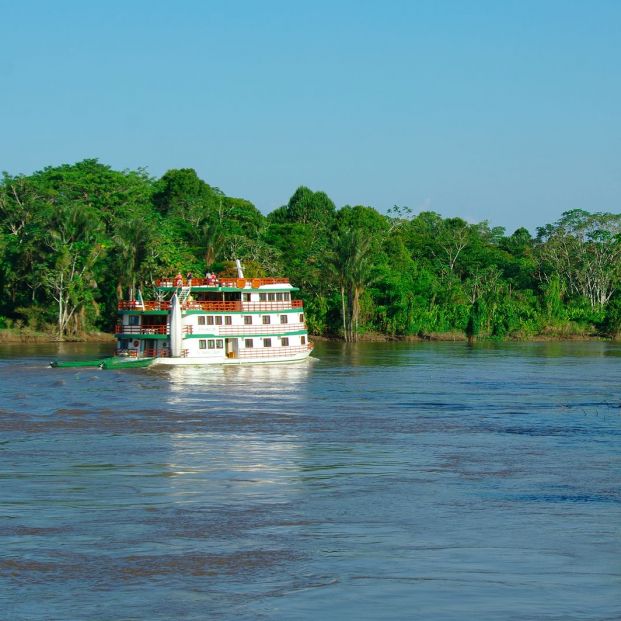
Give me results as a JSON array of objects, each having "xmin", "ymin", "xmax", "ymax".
[
  {"xmin": 237, "ymin": 344, "xmax": 313, "ymax": 359},
  {"xmin": 211, "ymin": 323, "xmax": 306, "ymax": 336}
]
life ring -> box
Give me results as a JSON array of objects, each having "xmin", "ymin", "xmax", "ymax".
[
  {"xmin": 236, "ymin": 278, "xmax": 246, "ymax": 289},
  {"xmin": 132, "ymin": 340, "xmax": 140, "ymax": 347},
  {"xmin": 251, "ymin": 278, "xmax": 261, "ymax": 289}
]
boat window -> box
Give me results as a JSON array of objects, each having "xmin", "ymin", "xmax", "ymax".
[
  {"xmin": 280, "ymin": 315, "xmax": 288, "ymax": 324},
  {"xmin": 199, "ymin": 339, "xmax": 207, "ymax": 349},
  {"xmin": 207, "ymin": 316, "xmax": 214, "ymax": 325},
  {"xmin": 263, "ymin": 338, "xmax": 272, "ymax": 348},
  {"xmin": 262, "ymin": 315, "xmax": 270, "ymax": 325},
  {"xmin": 198, "ymin": 316, "xmax": 206, "ymax": 325},
  {"xmin": 281, "ymin": 337, "xmax": 289, "ymax": 346},
  {"xmin": 216, "ymin": 339, "xmax": 224, "ymax": 348},
  {"xmin": 268, "ymin": 292, "xmax": 276, "ymax": 301},
  {"xmin": 301, "ymin": 336, "xmax": 306, "ymax": 345},
  {"xmin": 245, "ymin": 339, "xmax": 253, "ymax": 348},
  {"xmin": 208, "ymin": 340, "xmax": 215, "ymax": 349},
  {"xmin": 120, "ymin": 339, "xmax": 129, "ymax": 350},
  {"xmin": 284, "ymin": 292, "xmax": 290, "ymax": 300},
  {"xmin": 244, "ymin": 316, "xmax": 252, "ymax": 325},
  {"xmin": 243, "ymin": 293, "xmax": 251, "ymax": 302},
  {"xmin": 215, "ymin": 316, "xmax": 223, "ymax": 325},
  {"xmin": 225, "ymin": 316, "xmax": 232, "ymax": 325},
  {"xmin": 259, "ymin": 293, "xmax": 267, "ymax": 301},
  {"xmin": 299, "ymin": 314, "xmax": 304, "ymax": 323},
  {"xmin": 129, "ymin": 315, "xmax": 140, "ymax": 326}
]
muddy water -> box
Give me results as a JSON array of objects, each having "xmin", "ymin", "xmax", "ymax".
[{"xmin": 1, "ymin": 341, "xmax": 620, "ymax": 620}]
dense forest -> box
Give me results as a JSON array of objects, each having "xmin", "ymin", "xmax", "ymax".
[{"xmin": 1, "ymin": 159, "xmax": 620, "ymax": 341}]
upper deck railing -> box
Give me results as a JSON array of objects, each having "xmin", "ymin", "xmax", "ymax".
[
  {"xmin": 156, "ymin": 277, "xmax": 290, "ymax": 289},
  {"xmin": 118, "ymin": 299, "xmax": 304, "ymax": 312}
]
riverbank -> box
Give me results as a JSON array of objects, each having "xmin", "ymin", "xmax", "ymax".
[
  {"xmin": 0, "ymin": 329, "xmax": 115, "ymax": 343},
  {"xmin": 311, "ymin": 331, "xmax": 618, "ymax": 343},
  {"xmin": 1, "ymin": 329, "xmax": 616, "ymax": 344}
]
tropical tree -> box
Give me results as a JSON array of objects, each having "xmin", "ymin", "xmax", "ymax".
[{"xmin": 537, "ymin": 210, "xmax": 621, "ymax": 309}]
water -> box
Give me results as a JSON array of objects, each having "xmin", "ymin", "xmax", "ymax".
[{"xmin": 1, "ymin": 340, "xmax": 620, "ymax": 620}]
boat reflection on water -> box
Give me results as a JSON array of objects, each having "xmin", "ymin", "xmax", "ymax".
[
  {"xmin": 158, "ymin": 357, "xmax": 316, "ymax": 408},
  {"xmin": 149, "ymin": 362, "xmax": 316, "ymax": 508}
]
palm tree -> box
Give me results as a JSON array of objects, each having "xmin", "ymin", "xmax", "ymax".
[
  {"xmin": 333, "ymin": 228, "xmax": 375, "ymax": 342},
  {"xmin": 114, "ymin": 218, "xmax": 152, "ymax": 300},
  {"xmin": 195, "ymin": 219, "xmax": 223, "ymax": 267}
]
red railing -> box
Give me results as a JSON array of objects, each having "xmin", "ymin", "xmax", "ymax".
[
  {"xmin": 115, "ymin": 324, "xmax": 168, "ymax": 334},
  {"xmin": 116, "ymin": 349, "xmax": 170, "ymax": 358},
  {"xmin": 155, "ymin": 277, "xmax": 290, "ymax": 288},
  {"xmin": 118, "ymin": 299, "xmax": 304, "ymax": 312},
  {"xmin": 118, "ymin": 300, "xmax": 171, "ymax": 311},
  {"xmin": 142, "ymin": 348, "xmax": 170, "ymax": 358}
]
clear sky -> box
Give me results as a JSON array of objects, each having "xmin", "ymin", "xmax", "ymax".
[{"xmin": 1, "ymin": 0, "xmax": 619, "ymax": 233}]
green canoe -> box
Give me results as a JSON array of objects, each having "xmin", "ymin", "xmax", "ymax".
[
  {"xmin": 50, "ymin": 359, "xmax": 106, "ymax": 368},
  {"xmin": 99, "ymin": 357, "xmax": 155, "ymax": 369}
]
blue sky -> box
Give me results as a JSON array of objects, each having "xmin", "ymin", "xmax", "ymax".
[{"xmin": 1, "ymin": 0, "xmax": 619, "ymax": 233}]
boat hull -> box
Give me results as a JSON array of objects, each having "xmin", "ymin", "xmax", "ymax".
[{"xmin": 151, "ymin": 350, "xmax": 312, "ymax": 366}]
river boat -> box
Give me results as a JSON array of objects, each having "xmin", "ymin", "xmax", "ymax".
[{"xmin": 113, "ymin": 262, "xmax": 313, "ymax": 366}]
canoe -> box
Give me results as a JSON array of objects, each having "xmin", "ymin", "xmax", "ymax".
[
  {"xmin": 50, "ymin": 359, "xmax": 106, "ymax": 368},
  {"xmin": 99, "ymin": 357, "xmax": 155, "ymax": 369}
]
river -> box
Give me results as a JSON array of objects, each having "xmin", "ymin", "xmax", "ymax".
[{"xmin": 1, "ymin": 341, "xmax": 620, "ymax": 620}]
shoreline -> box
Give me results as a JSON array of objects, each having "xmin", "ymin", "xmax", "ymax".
[
  {"xmin": 0, "ymin": 330, "xmax": 115, "ymax": 344},
  {"xmin": 1, "ymin": 330, "xmax": 616, "ymax": 345}
]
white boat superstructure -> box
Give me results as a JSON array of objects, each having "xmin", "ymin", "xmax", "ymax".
[{"xmin": 115, "ymin": 272, "xmax": 313, "ymax": 366}]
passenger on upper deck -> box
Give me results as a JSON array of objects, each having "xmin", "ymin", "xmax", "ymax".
[{"xmin": 174, "ymin": 272, "xmax": 183, "ymax": 287}]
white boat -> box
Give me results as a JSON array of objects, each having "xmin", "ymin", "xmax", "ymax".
[{"xmin": 114, "ymin": 263, "xmax": 313, "ymax": 366}]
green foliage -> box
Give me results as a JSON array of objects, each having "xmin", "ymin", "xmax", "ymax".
[{"xmin": 1, "ymin": 160, "xmax": 619, "ymax": 341}]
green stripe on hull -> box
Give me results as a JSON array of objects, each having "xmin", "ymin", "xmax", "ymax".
[
  {"xmin": 183, "ymin": 330, "xmax": 308, "ymax": 339},
  {"xmin": 114, "ymin": 333, "xmax": 168, "ymax": 339},
  {"xmin": 100, "ymin": 357, "xmax": 155, "ymax": 369}
]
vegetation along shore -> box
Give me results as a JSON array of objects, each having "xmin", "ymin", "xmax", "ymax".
[{"xmin": 1, "ymin": 160, "xmax": 620, "ymax": 342}]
